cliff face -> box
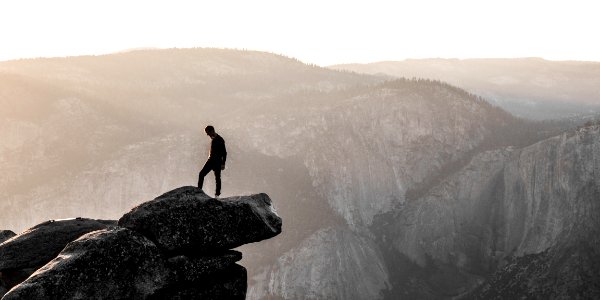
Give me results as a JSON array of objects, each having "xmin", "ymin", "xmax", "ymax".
[
  {"xmin": 248, "ymin": 227, "xmax": 389, "ymax": 300},
  {"xmin": 229, "ymin": 81, "xmax": 499, "ymax": 230},
  {"xmin": 301, "ymin": 86, "xmax": 492, "ymax": 229},
  {"xmin": 248, "ymin": 126, "xmax": 600, "ymax": 299},
  {"xmin": 242, "ymin": 85, "xmax": 519, "ymax": 298},
  {"xmin": 467, "ymin": 126, "xmax": 600, "ymax": 299},
  {"xmin": 373, "ymin": 125, "xmax": 600, "ymax": 298},
  {"xmin": 381, "ymin": 148, "xmax": 513, "ymax": 273},
  {"xmin": 499, "ymin": 127, "xmax": 600, "ymax": 255}
]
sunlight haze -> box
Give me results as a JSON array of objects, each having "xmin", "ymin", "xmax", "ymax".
[{"xmin": 0, "ymin": 0, "xmax": 599, "ymax": 65}]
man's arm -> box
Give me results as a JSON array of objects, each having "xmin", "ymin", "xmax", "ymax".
[{"xmin": 221, "ymin": 139, "xmax": 227, "ymax": 169}]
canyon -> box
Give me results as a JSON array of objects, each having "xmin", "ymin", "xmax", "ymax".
[{"xmin": 1, "ymin": 49, "xmax": 598, "ymax": 299}]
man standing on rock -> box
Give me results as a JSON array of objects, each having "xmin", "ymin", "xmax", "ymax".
[{"xmin": 198, "ymin": 125, "xmax": 227, "ymax": 198}]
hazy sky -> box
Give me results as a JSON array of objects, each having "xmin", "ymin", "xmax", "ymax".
[{"xmin": 0, "ymin": 0, "xmax": 598, "ymax": 65}]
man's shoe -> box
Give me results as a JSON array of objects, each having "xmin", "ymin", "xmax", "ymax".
[{"xmin": 215, "ymin": 193, "xmax": 220, "ymax": 198}]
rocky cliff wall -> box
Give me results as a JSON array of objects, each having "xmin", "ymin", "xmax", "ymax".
[
  {"xmin": 375, "ymin": 125, "xmax": 600, "ymax": 298},
  {"xmin": 248, "ymin": 227, "xmax": 389, "ymax": 300}
]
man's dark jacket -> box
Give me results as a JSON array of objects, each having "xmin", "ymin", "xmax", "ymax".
[{"xmin": 209, "ymin": 134, "xmax": 227, "ymax": 166}]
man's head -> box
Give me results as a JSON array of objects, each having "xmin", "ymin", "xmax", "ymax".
[{"xmin": 205, "ymin": 125, "xmax": 216, "ymax": 138}]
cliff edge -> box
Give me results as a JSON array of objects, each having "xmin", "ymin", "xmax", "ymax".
[{"xmin": 0, "ymin": 186, "xmax": 282, "ymax": 299}]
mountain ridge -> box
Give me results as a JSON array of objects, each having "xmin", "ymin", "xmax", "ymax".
[{"xmin": 330, "ymin": 58, "xmax": 600, "ymax": 120}]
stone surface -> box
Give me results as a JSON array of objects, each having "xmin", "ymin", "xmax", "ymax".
[
  {"xmin": 298, "ymin": 86, "xmax": 492, "ymax": 229},
  {"xmin": 470, "ymin": 237, "xmax": 600, "ymax": 299},
  {"xmin": 168, "ymin": 250, "xmax": 242, "ymax": 283},
  {"xmin": 373, "ymin": 126, "xmax": 600, "ymax": 298},
  {"xmin": 0, "ymin": 268, "xmax": 36, "ymax": 292},
  {"xmin": 382, "ymin": 148, "xmax": 514, "ymax": 273},
  {"xmin": 118, "ymin": 186, "xmax": 282, "ymax": 253},
  {"xmin": 0, "ymin": 218, "xmax": 116, "ymax": 271},
  {"xmin": 149, "ymin": 263, "xmax": 247, "ymax": 300},
  {"xmin": 0, "ymin": 230, "xmax": 15, "ymax": 244},
  {"xmin": 248, "ymin": 227, "xmax": 389, "ymax": 300},
  {"xmin": 3, "ymin": 227, "xmax": 168, "ymax": 300}
]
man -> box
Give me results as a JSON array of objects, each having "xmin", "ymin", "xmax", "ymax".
[{"xmin": 198, "ymin": 125, "xmax": 227, "ymax": 197}]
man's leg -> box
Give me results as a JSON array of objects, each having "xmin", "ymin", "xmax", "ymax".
[
  {"xmin": 214, "ymin": 167, "xmax": 222, "ymax": 197},
  {"xmin": 198, "ymin": 160, "xmax": 212, "ymax": 189}
]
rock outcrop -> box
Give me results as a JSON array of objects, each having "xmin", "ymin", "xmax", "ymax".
[
  {"xmin": 3, "ymin": 227, "xmax": 168, "ymax": 299},
  {"xmin": 150, "ymin": 264, "xmax": 247, "ymax": 300},
  {"xmin": 118, "ymin": 186, "xmax": 282, "ymax": 253},
  {"xmin": 0, "ymin": 218, "xmax": 115, "ymax": 293},
  {"xmin": 0, "ymin": 218, "xmax": 116, "ymax": 271},
  {"xmin": 0, "ymin": 231, "xmax": 15, "ymax": 244},
  {"xmin": 2, "ymin": 187, "xmax": 281, "ymax": 299},
  {"xmin": 167, "ymin": 250, "xmax": 242, "ymax": 283}
]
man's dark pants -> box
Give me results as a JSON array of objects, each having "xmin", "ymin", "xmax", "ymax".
[{"xmin": 198, "ymin": 159, "xmax": 221, "ymax": 195}]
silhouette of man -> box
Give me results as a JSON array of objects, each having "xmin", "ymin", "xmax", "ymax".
[{"xmin": 198, "ymin": 125, "xmax": 227, "ymax": 197}]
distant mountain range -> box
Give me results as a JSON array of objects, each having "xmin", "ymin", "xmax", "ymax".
[
  {"xmin": 331, "ymin": 58, "xmax": 600, "ymax": 120},
  {"xmin": 1, "ymin": 49, "xmax": 598, "ymax": 299}
]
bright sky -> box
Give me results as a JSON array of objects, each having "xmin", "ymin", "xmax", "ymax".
[{"xmin": 0, "ymin": 0, "xmax": 598, "ymax": 65}]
